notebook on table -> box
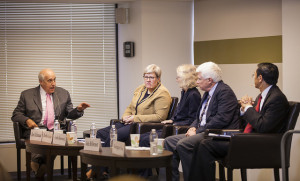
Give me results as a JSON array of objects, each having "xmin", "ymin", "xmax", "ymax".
[{"xmin": 207, "ymin": 130, "xmax": 242, "ymax": 140}]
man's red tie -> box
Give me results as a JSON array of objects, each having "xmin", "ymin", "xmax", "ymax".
[{"xmin": 243, "ymin": 95, "xmax": 262, "ymax": 133}]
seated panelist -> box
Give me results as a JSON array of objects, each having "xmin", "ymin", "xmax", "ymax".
[
  {"xmin": 96, "ymin": 64, "xmax": 172, "ymax": 147},
  {"xmin": 139, "ymin": 64, "xmax": 201, "ymax": 147},
  {"xmin": 189, "ymin": 62, "xmax": 289, "ymax": 181},
  {"xmin": 11, "ymin": 68, "xmax": 90, "ymax": 179}
]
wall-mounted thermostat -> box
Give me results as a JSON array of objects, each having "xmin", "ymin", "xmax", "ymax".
[{"xmin": 124, "ymin": 41, "xmax": 134, "ymax": 57}]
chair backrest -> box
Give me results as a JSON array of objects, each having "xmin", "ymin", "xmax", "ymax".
[
  {"xmin": 285, "ymin": 101, "xmax": 300, "ymax": 131},
  {"xmin": 166, "ymin": 97, "xmax": 179, "ymax": 120},
  {"xmin": 283, "ymin": 101, "xmax": 300, "ymax": 167},
  {"xmin": 13, "ymin": 122, "xmax": 26, "ymax": 149}
]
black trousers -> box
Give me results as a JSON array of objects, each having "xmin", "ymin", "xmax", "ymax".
[
  {"xmin": 96, "ymin": 122, "xmax": 131, "ymax": 147},
  {"xmin": 189, "ymin": 138, "xmax": 229, "ymax": 181}
]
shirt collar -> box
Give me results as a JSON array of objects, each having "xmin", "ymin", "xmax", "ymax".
[
  {"xmin": 208, "ymin": 82, "xmax": 218, "ymax": 97},
  {"xmin": 261, "ymin": 85, "xmax": 272, "ymax": 99},
  {"xmin": 40, "ymin": 85, "xmax": 47, "ymax": 96}
]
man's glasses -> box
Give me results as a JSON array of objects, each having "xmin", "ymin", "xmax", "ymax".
[{"xmin": 143, "ymin": 76, "xmax": 156, "ymax": 80}]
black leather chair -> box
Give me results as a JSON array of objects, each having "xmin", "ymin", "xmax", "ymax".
[
  {"xmin": 132, "ymin": 97, "xmax": 179, "ymax": 137},
  {"xmin": 13, "ymin": 122, "xmax": 26, "ymax": 181},
  {"xmin": 208, "ymin": 101, "xmax": 300, "ymax": 181},
  {"xmin": 13, "ymin": 122, "xmax": 69, "ymax": 180},
  {"xmin": 281, "ymin": 129, "xmax": 300, "ymax": 181}
]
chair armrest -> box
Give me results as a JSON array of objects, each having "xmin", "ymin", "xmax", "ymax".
[
  {"xmin": 135, "ymin": 122, "xmax": 165, "ymax": 134},
  {"xmin": 110, "ymin": 119, "xmax": 122, "ymax": 125},
  {"xmin": 13, "ymin": 122, "xmax": 26, "ymax": 149},
  {"xmin": 161, "ymin": 124, "xmax": 174, "ymax": 138},
  {"xmin": 226, "ymin": 133, "xmax": 283, "ymax": 168}
]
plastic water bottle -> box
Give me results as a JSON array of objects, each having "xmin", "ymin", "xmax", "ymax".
[
  {"xmin": 90, "ymin": 123, "xmax": 96, "ymax": 138},
  {"xmin": 54, "ymin": 120, "xmax": 60, "ymax": 131},
  {"xmin": 71, "ymin": 120, "xmax": 77, "ymax": 141},
  {"xmin": 110, "ymin": 125, "xmax": 117, "ymax": 147},
  {"xmin": 71, "ymin": 121, "xmax": 77, "ymax": 133},
  {"xmin": 150, "ymin": 129, "xmax": 158, "ymax": 155}
]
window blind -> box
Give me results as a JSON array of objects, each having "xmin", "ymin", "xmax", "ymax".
[{"xmin": 0, "ymin": 2, "xmax": 117, "ymax": 142}]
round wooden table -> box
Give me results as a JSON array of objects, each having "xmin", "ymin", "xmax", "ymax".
[
  {"xmin": 80, "ymin": 147, "xmax": 173, "ymax": 181},
  {"xmin": 25, "ymin": 140, "xmax": 84, "ymax": 181}
]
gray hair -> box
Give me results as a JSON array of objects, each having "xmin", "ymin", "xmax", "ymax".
[
  {"xmin": 177, "ymin": 64, "xmax": 198, "ymax": 89},
  {"xmin": 196, "ymin": 62, "xmax": 222, "ymax": 82},
  {"xmin": 143, "ymin": 64, "xmax": 161, "ymax": 78},
  {"xmin": 38, "ymin": 68, "xmax": 54, "ymax": 82}
]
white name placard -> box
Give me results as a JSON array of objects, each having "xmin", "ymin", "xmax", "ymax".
[
  {"xmin": 30, "ymin": 129, "xmax": 43, "ymax": 141},
  {"xmin": 41, "ymin": 131, "xmax": 53, "ymax": 144},
  {"xmin": 112, "ymin": 141, "xmax": 125, "ymax": 156},
  {"xmin": 52, "ymin": 132, "xmax": 66, "ymax": 146},
  {"xmin": 84, "ymin": 138, "xmax": 102, "ymax": 152}
]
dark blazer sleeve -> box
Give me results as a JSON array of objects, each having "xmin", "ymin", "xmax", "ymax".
[
  {"xmin": 11, "ymin": 87, "xmax": 43, "ymax": 128},
  {"xmin": 12, "ymin": 91, "xmax": 34, "ymax": 127},
  {"xmin": 196, "ymin": 82, "xmax": 239, "ymax": 133},
  {"xmin": 243, "ymin": 86, "xmax": 289, "ymax": 133},
  {"xmin": 53, "ymin": 87, "xmax": 84, "ymax": 121}
]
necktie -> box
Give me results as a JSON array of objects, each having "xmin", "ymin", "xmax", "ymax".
[
  {"xmin": 198, "ymin": 95, "xmax": 211, "ymax": 127},
  {"xmin": 243, "ymin": 95, "xmax": 262, "ymax": 133},
  {"xmin": 44, "ymin": 93, "xmax": 54, "ymax": 130}
]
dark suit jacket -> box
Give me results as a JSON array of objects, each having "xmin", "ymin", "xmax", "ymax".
[
  {"xmin": 190, "ymin": 81, "xmax": 240, "ymax": 133},
  {"xmin": 11, "ymin": 86, "xmax": 83, "ymax": 138},
  {"xmin": 242, "ymin": 85, "xmax": 289, "ymax": 133}
]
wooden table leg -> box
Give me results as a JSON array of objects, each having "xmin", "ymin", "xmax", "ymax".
[
  {"xmin": 81, "ymin": 161, "xmax": 87, "ymax": 181},
  {"xmin": 71, "ymin": 156, "xmax": 77, "ymax": 181},
  {"xmin": 68, "ymin": 156, "xmax": 72, "ymax": 179},
  {"xmin": 46, "ymin": 155, "xmax": 54, "ymax": 181},
  {"xmin": 26, "ymin": 151, "xmax": 31, "ymax": 181},
  {"xmin": 166, "ymin": 165, "xmax": 172, "ymax": 181}
]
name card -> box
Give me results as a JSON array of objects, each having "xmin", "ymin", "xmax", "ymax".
[
  {"xmin": 52, "ymin": 132, "xmax": 66, "ymax": 146},
  {"xmin": 41, "ymin": 131, "xmax": 53, "ymax": 144},
  {"xmin": 30, "ymin": 129, "xmax": 43, "ymax": 141},
  {"xmin": 84, "ymin": 138, "xmax": 102, "ymax": 152},
  {"xmin": 112, "ymin": 141, "xmax": 125, "ymax": 156}
]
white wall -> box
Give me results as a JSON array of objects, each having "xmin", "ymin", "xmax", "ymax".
[
  {"xmin": 194, "ymin": 0, "xmax": 282, "ymax": 100},
  {"xmin": 282, "ymin": 0, "xmax": 300, "ymax": 180},
  {"xmin": 118, "ymin": 0, "xmax": 193, "ymax": 117},
  {"xmin": 194, "ymin": 0, "xmax": 285, "ymax": 180}
]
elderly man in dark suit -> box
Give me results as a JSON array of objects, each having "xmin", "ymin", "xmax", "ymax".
[
  {"xmin": 163, "ymin": 62, "xmax": 240, "ymax": 181},
  {"xmin": 189, "ymin": 63, "xmax": 289, "ymax": 181},
  {"xmin": 11, "ymin": 68, "xmax": 90, "ymax": 179}
]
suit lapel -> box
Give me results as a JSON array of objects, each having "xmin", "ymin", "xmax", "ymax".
[
  {"xmin": 206, "ymin": 81, "xmax": 222, "ymax": 119},
  {"xmin": 52, "ymin": 91, "xmax": 59, "ymax": 118},
  {"xmin": 33, "ymin": 86, "xmax": 42, "ymax": 114},
  {"xmin": 260, "ymin": 85, "xmax": 275, "ymax": 111}
]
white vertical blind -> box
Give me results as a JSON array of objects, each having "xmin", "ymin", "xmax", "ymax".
[{"xmin": 0, "ymin": 2, "xmax": 117, "ymax": 142}]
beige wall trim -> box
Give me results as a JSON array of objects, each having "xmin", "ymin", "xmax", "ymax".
[{"xmin": 194, "ymin": 35, "xmax": 282, "ymax": 65}]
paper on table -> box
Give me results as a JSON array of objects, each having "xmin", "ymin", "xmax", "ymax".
[{"xmin": 125, "ymin": 146, "xmax": 150, "ymax": 151}]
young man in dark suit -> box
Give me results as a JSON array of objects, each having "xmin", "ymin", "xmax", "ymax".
[
  {"xmin": 163, "ymin": 62, "xmax": 240, "ymax": 181},
  {"xmin": 189, "ymin": 63, "xmax": 289, "ymax": 181},
  {"xmin": 11, "ymin": 68, "xmax": 90, "ymax": 179}
]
